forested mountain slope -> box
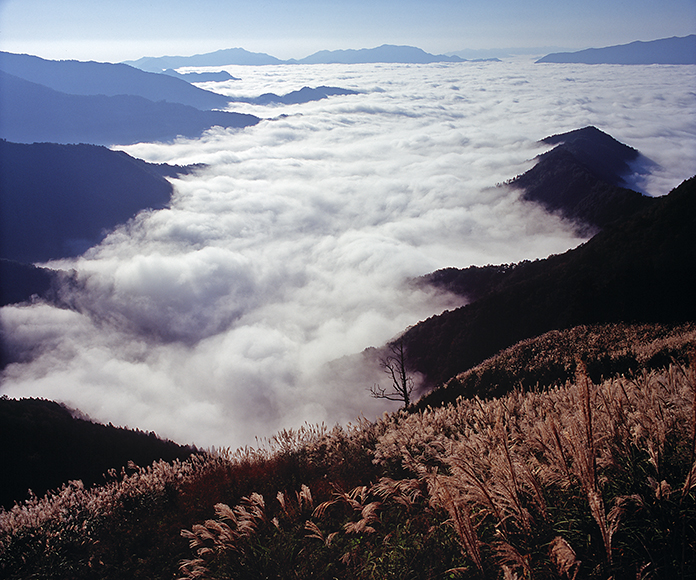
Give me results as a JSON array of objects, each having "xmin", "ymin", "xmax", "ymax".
[{"xmin": 408, "ymin": 175, "xmax": 696, "ymax": 390}]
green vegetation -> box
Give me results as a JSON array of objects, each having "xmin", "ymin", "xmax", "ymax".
[{"xmin": 1, "ymin": 324, "xmax": 694, "ymax": 579}]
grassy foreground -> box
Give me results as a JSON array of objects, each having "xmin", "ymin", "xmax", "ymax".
[{"xmin": 1, "ymin": 327, "xmax": 695, "ymax": 579}]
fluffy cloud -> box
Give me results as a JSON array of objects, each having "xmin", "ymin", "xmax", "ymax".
[{"xmin": 2, "ymin": 59, "xmax": 694, "ymax": 449}]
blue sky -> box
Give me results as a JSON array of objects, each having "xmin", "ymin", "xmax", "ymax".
[{"xmin": 0, "ymin": 0, "xmax": 694, "ymax": 62}]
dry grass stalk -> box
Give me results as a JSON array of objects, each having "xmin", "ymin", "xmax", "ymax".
[{"xmin": 549, "ymin": 536, "xmax": 580, "ymax": 579}]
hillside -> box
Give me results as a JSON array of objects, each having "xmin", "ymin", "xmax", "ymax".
[
  {"xmin": 0, "ymin": 260, "xmax": 57, "ymax": 307},
  {"xmin": 0, "ymin": 71, "xmax": 259, "ymax": 146},
  {"xmin": 537, "ymin": 34, "xmax": 696, "ymax": 64},
  {"xmin": 415, "ymin": 322, "xmax": 696, "ymax": 408},
  {"xmin": 407, "ymin": 175, "xmax": 696, "ymax": 390},
  {"xmin": 0, "ymin": 51, "xmax": 231, "ymax": 110},
  {"xmin": 0, "ymin": 397, "xmax": 196, "ymax": 510},
  {"xmin": 0, "ymin": 140, "xmax": 192, "ymax": 265},
  {"xmin": 1, "ymin": 324, "xmax": 693, "ymax": 579},
  {"xmin": 507, "ymin": 126, "xmax": 653, "ymax": 231}
]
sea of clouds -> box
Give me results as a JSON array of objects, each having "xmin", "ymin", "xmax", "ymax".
[{"xmin": 1, "ymin": 58, "xmax": 695, "ymax": 449}]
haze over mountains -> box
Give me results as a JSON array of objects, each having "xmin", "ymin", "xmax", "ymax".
[
  {"xmin": 124, "ymin": 44, "xmax": 467, "ymax": 71},
  {"xmin": 537, "ymin": 34, "xmax": 696, "ymax": 64},
  {"xmin": 122, "ymin": 36, "xmax": 696, "ymax": 71},
  {"xmin": 0, "ymin": 52, "xmax": 260, "ymax": 145}
]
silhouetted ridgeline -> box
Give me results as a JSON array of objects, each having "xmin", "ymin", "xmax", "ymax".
[
  {"xmin": 125, "ymin": 47, "xmax": 286, "ymax": 71},
  {"xmin": 163, "ymin": 69, "xmax": 239, "ymax": 82},
  {"xmin": 0, "ymin": 140, "xmax": 191, "ymax": 265},
  {"xmin": 0, "ymin": 260, "xmax": 57, "ymax": 307},
  {"xmin": 290, "ymin": 44, "xmax": 463, "ymax": 64},
  {"xmin": 125, "ymin": 44, "xmax": 465, "ymax": 71},
  {"xmin": 0, "ymin": 396, "xmax": 196, "ymax": 510},
  {"xmin": 0, "ymin": 51, "xmax": 232, "ymax": 110},
  {"xmin": 408, "ymin": 175, "xmax": 696, "ymax": 390},
  {"xmin": 508, "ymin": 126, "xmax": 653, "ymax": 231},
  {"xmin": 0, "ymin": 71, "xmax": 260, "ymax": 146},
  {"xmin": 537, "ymin": 34, "xmax": 696, "ymax": 64},
  {"xmin": 230, "ymin": 86, "xmax": 359, "ymax": 105}
]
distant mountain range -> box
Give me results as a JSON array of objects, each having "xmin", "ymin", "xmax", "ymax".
[
  {"xmin": 537, "ymin": 34, "xmax": 696, "ymax": 64},
  {"xmin": 230, "ymin": 86, "xmax": 359, "ymax": 106},
  {"xmin": 125, "ymin": 44, "xmax": 467, "ymax": 71},
  {"xmin": 0, "ymin": 51, "xmax": 232, "ymax": 110},
  {"xmin": 0, "ymin": 71, "xmax": 259, "ymax": 145},
  {"xmin": 0, "ymin": 51, "xmax": 262, "ymax": 146},
  {"xmin": 124, "ymin": 47, "xmax": 286, "ymax": 71},
  {"xmin": 163, "ymin": 69, "xmax": 239, "ymax": 82},
  {"xmin": 0, "ymin": 51, "xmax": 371, "ymax": 144},
  {"xmin": 288, "ymin": 45, "xmax": 464, "ymax": 65},
  {"xmin": 123, "ymin": 37, "xmax": 696, "ymax": 71}
]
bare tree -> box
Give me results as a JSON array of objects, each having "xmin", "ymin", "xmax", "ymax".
[{"xmin": 370, "ymin": 339, "xmax": 414, "ymax": 407}]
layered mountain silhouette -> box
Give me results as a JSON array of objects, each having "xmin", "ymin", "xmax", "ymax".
[
  {"xmin": 0, "ymin": 140, "xmax": 190, "ymax": 267},
  {"xmin": 163, "ymin": 69, "xmax": 239, "ymax": 82},
  {"xmin": 125, "ymin": 47, "xmax": 285, "ymax": 71},
  {"xmin": 0, "ymin": 51, "xmax": 232, "ymax": 110},
  {"xmin": 125, "ymin": 45, "xmax": 464, "ymax": 71},
  {"xmin": 537, "ymin": 34, "xmax": 696, "ymax": 64},
  {"xmin": 0, "ymin": 71, "xmax": 259, "ymax": 145},
  {"xmin": 0, "ymin": 397, "xmax": 195, "ymax": 509},
  {"xmin": 508, "ymin": 126, "xmax": 653, "ymax": 231},
  {"xmin": 230, "ymin": 86, "xmax": 359, "ymax": 105},
  {"xmin": 290, "ymin": 45, "xmax": 463, "ymax": 64},
  {"xmin": 408, "ymin": 174, "xmax": 696, "ymax": 393}
]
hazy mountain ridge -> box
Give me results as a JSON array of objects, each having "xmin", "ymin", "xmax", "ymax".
[
  {"xmin": 537, "ymin": 34, "xmax": 696, "ymax": 64},
  {"xmin": 125, "ymin": 44, "xmax": 467, "ymax": 70},
  {"xmin": 230, "ymin": 85, "xmax": 359, "ymax": 105},
  {"xmin": 124, "ymin": 47, "xmax": 285, "ymax": 71},
  {"xmin": 290, "ymin": 44, "xmax": 463, "ymax": 64},
  {"xmin": 163, "ymin": 69, "xmax": 239, "ymax": 82},
  {"xmin": 0, "ymin": 140, "xmax": 191, "ymax": 266},
  {"xmin": 0, "ymin": 51, "xmax": 231, "ymax": 110},
  {"xmin": 0, "ymin": 70, "xmax": 260, "ymax": 146},
  {"xmin": 408, "ymin": 174, "xmax": 696, "ymax": 390}
]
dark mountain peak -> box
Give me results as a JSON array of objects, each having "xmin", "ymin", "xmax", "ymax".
[{"xmin": 508, "ymin": 126, "xmax": 651, "ymax": 230}]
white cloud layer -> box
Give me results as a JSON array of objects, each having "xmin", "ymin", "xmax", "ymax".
[{"xmin": 2, "ymin": 59, "xmax": 695, "ymax": 449}]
